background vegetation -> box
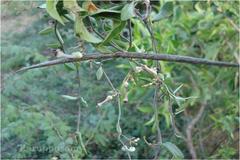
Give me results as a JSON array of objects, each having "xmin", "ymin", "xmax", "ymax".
[{"xmin": 1, "ymin": 0, "xmax": 239, "ymax": 159}]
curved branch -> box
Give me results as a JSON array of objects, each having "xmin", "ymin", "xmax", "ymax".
[
  {"xmin": 16, "ymin": 52, "xmax": 239, "ymax": 73},
  {"xmin": 186, "ymin": 103, "xmax": 206, "ymax": 159}
]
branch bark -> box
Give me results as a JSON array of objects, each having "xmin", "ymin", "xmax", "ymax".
[{"xmin": 16, "ymin": 52, "xmax": 239, "ymax": 73}]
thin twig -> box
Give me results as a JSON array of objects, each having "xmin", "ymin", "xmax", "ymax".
[
  {"xmin": 154, "ymin": 87, "xmax": 161, "ymax": 142},
  {"xmin": 143, "ymin": 0, "xmax": 151, "ymax": 21},
  {"xmin": 102, "ymin": 69, "xmax": 116, "ymax": 92},
  {"xmin": 185, "ymin": 103, "xmax": 206, "ymax": 159},
  {"xmin": 147, "ymin": 22, "xmax": 161, "ymax": 73},
  {"xmin": 117, "ymin": 93, "xmax": 132, "ymax": 160},
  {"xmin": 136, "ymin": 3, "xmax": 160, "ymax": 73},
  {"xmin": 168, "ymin": 99, "xmax": 187, "ymax": 140},
  {"xmin": 141, "ymin": 12, "xmax": 161, "ymax": 73},
  {"xmin": 152, "ymin": 83, "xmax": 162, "ymax": 159},
  {"xmin": 76, "ymin": 66, "xmax": 81, "ymax": 133},
  {"xmin": 75, "ymin": 65, "xmax": 88, "ymax": 156},
  {"xmin": 197, "ymin": 113, "xmax": 207, "ymax": 159},
  {"xmin": 15, "ymin": 52, "xmax": 239, "ymax": 73},
  {"xmin": 102, "ymin": 67, "xmax": 131, "ymax": 160}
]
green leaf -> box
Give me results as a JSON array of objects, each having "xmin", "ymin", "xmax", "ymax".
[
  {"xmin": 112, "ymin": 39, "xmax": 128, "ymax": 50},
  {"xmin": 121, "ymin": 1, "xmax": 135, "ymax": 21},
  {"xmin": 144, "ymin": 115, "xmax": 155, "ymax": 126},
  {"xmin": 175, "ymin": 105, "xmax": 187, "ymax": 115},
  {"xmin": 90, "ymin": 9, "xmax": 121, "ymax": 20},
  {"xmin": 138, "ymin": 106, "xmax": 153, "ymax": 113},
  {"xmin": 152, "ymin": 2, "xmax": 173, "ymax": 22},
  {"xmin": 46, "ymin": 42, "xmax": 61, "ymax": 48},
  {"xmin": 173, "ymin": 6, "xmax": 182, "ymax": 21},
  {"xmin": 95, "ymin": 134, "xmax": 108, "ymax": 146},
  {"xmin": 61, "ymin": 95, "xmax": 78, "ymax": 100},
  {"xmin": 198, "ymin": 20, "xmax": 213, "ymax": 30},
  {"xmin": 194, "ymin": 2, "xmax": 204, "ymax": 13},
  {"xmin": 96, "ymin": 66, "xmax": 103, "ymax": 80},
  {"xmin": 131, "ymin": 19, "xmax": 150, "ymax": 37},
  {"xmin": 75, "ymin": 16, "xmax": 102, "ymax": 43},
  {"xmin": 95, "ymin": 45, "xmax": 113, "ymax": 53},
  {"xmin": 80, "ymin": 97, "xmax": 88, "ymax": 107},
  {"xmin": 39, "ymin": 27, "xmax": 54, "ymax": 35},
  {"xmin": 64, "ymin": 63, "xmax": 75, "ymax": 71},
  {"xmin": 151, "ymin": 118, "xmax": 158, "ymax": 133},
  {"xmin": 101, "ymin": 21, "xmax": 126, "ymax": 46},
  {"xmin": 46, "ymin": 0, "xmax": 65, "ymax": 25},
  {"xmin": 204, "ymin": 42, "xmax": 220, "ymax": 60},
  {"xmin": 56, "ymin": 28, "xmax": 64, "ymax": 44},
  {"xmin": 162, "ymin": 142, "xmax": 184, "ymax": 158}
]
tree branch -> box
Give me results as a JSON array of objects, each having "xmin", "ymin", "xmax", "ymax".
[{"xmin": 16, "ymin": 52, "xmax": 239, "ymax": 73}]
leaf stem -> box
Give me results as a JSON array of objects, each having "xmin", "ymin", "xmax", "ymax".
[{"xmin": 54, "ymin": 22, "xmax": 65, "ymax": 52}]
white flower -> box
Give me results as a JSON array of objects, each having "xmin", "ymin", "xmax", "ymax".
[
  {"xmin": 128, "ymin": 146, "xmax": 136, "ymax": 152},
  {"xmin": 121, "ymin": 145, "xmax": 136, "ymax": 152},
  {"xmin": 51, "ymin": 157, "xmax": 58, "ymax": 160},
  {"xmin": 121, "ymin": 145, "xmax": 128, "ymax": 152}
]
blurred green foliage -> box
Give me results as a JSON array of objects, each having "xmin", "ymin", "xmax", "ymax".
[{"xmin": 1, "ymin": 0, "xmax": 239, "ymax": 159}]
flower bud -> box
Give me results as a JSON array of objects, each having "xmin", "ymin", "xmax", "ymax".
[{"xmin": 135, "ymin": 66, "xmax": 143, "ymax": 73}]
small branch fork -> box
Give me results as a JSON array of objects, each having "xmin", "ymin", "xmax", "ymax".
[
  {"xmin": 168, "ymin": 101, "xmax": 207, "ymax": 159},
  {"xmin": 100, "ymin": 66, "xmax": 132, "ymax": 159},
  {"xmin": 16, "ymin": 52, "xmax": 239, "ymax": 73},
  {"xmin": 185, "ymin": 103, "xmax": 206, "ymax": 159}
]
